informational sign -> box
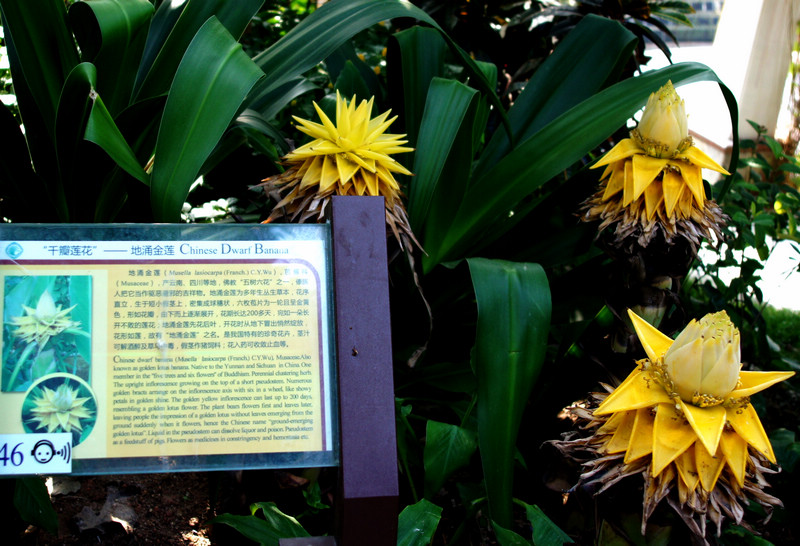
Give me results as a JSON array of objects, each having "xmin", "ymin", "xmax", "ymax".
[{"xmin": 0, "ymin": 225, "xmax": 337, "ymax": 474}]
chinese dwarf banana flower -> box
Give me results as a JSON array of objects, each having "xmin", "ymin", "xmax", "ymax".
[
  {"xmin": 551, "ymin": 309, "xmax": 794, "ymax": 539},
  {"xmin": 582, "ymin": 81, "xmax": 729, "ymax": 248}
]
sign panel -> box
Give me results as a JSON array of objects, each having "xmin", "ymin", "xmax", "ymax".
[{"xmin": 0, "ymin": 224, "xmax": 337, "ymax": 474}]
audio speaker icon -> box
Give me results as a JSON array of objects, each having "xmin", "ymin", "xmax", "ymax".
[
  {"xmin": 31, "ymin": 439, "xmax": 71, "ymax": 464},
  {"xmin": 55, "ymin": 443, "xmax": 71, "ymax": 463}
]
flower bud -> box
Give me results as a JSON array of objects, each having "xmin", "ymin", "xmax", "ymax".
[
  {"xmin": 634, "ymin": 81, "xmax": 690, "ymax": 158},
  {"xmin": 664, "ymin": 311, "xmax": 741, "ymax": 404},
  {"xmin": 34, "ymin": 290, "xmax": 58, "ymax": 320}
]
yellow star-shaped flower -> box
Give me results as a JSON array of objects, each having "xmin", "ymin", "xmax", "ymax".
[
  {"xmin": 259, "ymin": 92, "xmax": 419, "ymax": 250},
  {"xmin": 29, "ymin": 381, "xmax": 94, "ymax": 434}
]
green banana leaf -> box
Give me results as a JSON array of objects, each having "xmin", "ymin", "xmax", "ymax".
[
  {"xmin": 326, "ymin": 42, "xmax": 382, "ymax": 101},
  {"xmin": 250, "ymin": 0, "xmax": 507, "ymax": 135},
  {"xmin": 252, "ymin": 0, "xmax": 441, "ymax": 99},
  {"xmin": 423, "ymin": 419, "xmax": 478, "ymax": 497},
  {"xmin": 413, "ymin": 14, "xmax": 637, "ymax": 271},
  {"xmin": 334, "ymin": 60, "xmax": 374, "ymax": 103},
  {"xmin": 68, "ymin": 0, "xmax": 154, "ymax": 116},
  {"xmin": 391, "ymin": 25, "xmax": 447, "ymax": 145},
  {"xmin": 473, "ymin": 14, "xmax": 637, "ymax": 180},
  {"xmin": 55, "ymin": 62, "xmax": 101, "ymax": 221},
  {"xmin": 397, "ymin": 499, "xmax": 443, "ymax": 546},
  {"xmin": 517, "ymin": 500, "xmax": 574, "ymax": 546},
  {"xmin": 0, "ymin": 0, "xmax": 78, "ymax": 138},
  {"xmin": 14, "ymin": 478, "xmax": 58, "ymax": 536},
  {"xmin": 253, "ymin": 77, "xmax": 319, "ymax": 121},
  {"xmin": 468, "ymin": 258, "xmax": 551, "ymax": 527},
  {"xmin": 132, "ymin": 0, "xmax": 264, "ymax": 101},
  {"xmin": 84, "ymin": 93, "xmax": 150, "ymax": 186},
  {"xmin": 1, "ymin": 0, "xmax": 78, "ymax": 217},
  {"xmin": 150, "ymin": 16, "xmax": 264, "ymax": 221},
  {"xmin": 209, "ymin": 501, "xmax": 310, "ymax": 545},
  {"xmin": 409, "ymin": 78, "xmax": 479, "ymax": 232}
]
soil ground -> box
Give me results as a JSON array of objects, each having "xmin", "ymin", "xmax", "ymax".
[{"xmin": 7, "ymin": 469, "xmax": 336, "ymax": 545}]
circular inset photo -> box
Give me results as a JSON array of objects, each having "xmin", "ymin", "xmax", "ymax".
[{"xmin": 22, "ymin": 373, "xmax": 97, "ymax": 446}]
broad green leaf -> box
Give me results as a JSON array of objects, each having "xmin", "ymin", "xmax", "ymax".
[
  {"xmin": 770, "ymin": 428, "xmax": 800, "ymax": 473},
  {"xmin": 515, "ymin": 500, "xmax": 574, "ymax": 545},
  {"xmin": 90, "ymin": 96, "xmax": 166, "ymax": 222},
  {"xmin": 721, "ymin": 525, "xmax": 776, "ymax": 545},
  {"xmin": 85, "ymin": 93, "xmax": 150, "ymax": 186},
  {"xmin": 409, "ymin": 78, "xmax": 478, "ymax": 233},
  {"xmin": 251, "ymin": 0, "xmax": 505, "ymax": 135},
  {"xmin": 133, "ymin": 0, "xmax": 185, "ymax": 93},
  {"xmin": 55, "ymin": 62, "xmax": 101, "ymax": 221},
  {"xmin": 68, "ymin": 0, "xmax": 154, "ymax": 115},
  {"xmin": 433, "ymin": 62, "xmax": 739, "ymax": 267},
  {"xmin": 391, "ymin": 26, "xmax": 447, "ymax": 145},
  {"xmin": 251, "ymin": 501, "xmax": 311, "ymax": 539},
  {"xmin": 150, "ymin": 17, "xmax": 264, "ymax": 221},
  {"xmin": 0, "ymin": 0, "xmax": 79, "ymax": 138},
  {"xmin": 209, "ymin": 502, "xmax": 309, "ymax": 546},
  {"xmin": 474, "ymin": 15, "xmax": 637, "ymax": 179},
  {"xmin": 397, "ymin": 498, "xmax": 442, "ymax": 546},
  {"xmin": 252, "ymin": 0, "xmax": 439, "ymax": 99},
  {"xmin": 1, "ymin": 0, "xmax": 76, "ymax": 210},
  {"xmin": 133, "ymin": 0, "xmax": 263, "ymax": 101},
  {"xmin": 494, "ymin": 522, "xmax": 531, "ymax": 546},
  {"xmin": 252, "ymin": 77, "xmax": 318, "ymax": 121},
  {"xmin": 423, "ymin": 420, "xmax": 478, "ymax": 497},
  {"xmin": 326, "ymin": 42, "xmax": 382, "ymax": 101},
  {"xmin": 14, "ymin": 477, "xmax": 58, "ymax": 535},
  {"xmin": 468, "ymin": 258, "xmax": 551, "ymax": 527}
]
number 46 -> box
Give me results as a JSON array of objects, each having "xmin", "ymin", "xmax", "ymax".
[{"xmin": 0, "ymin": 443, "xmax": 23, "ymax": 466}]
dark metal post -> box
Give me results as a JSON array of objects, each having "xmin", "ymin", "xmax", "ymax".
[{"xmin": 330, "ymin": 196, "xmax": 398, "ymax": 545}]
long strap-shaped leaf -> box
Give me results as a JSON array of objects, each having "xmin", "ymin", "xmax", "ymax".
[
  {"xmin": 85, "ymin": 94, "xmax": 150, "ymax": 186},
  {"xmin": 468, "ymin": 258, "xmax": 551, "ymax": 528},
  {"xmin": 133, "ymin": 0, "xmax": 264, "ymax": 101},
  {"xmin": 473, "ymin": 14, "xmax": 637, "ymax": 180},
  {"xmin": 392, "ymin": 26, "xmax": 447, "ymax": 146},
  {"xmin": 433, "ymin": 63, "xmax": 739, "ymax": 267},
  {"xmin": 409, "ymin": 78, "xmax": 478, "ymax": 232},
  {"xmin": 0, "ymin": 0, "xmax": 79, "ymax": 139},
  {"xmin": 250, "ymin": 0, "xmax": 509, "ymax": 138},
  {"xmin": 68, "ymin": 0, "xmax": 154, "ymax": 116},
  {"xmin": 150, "ymin": 17, "xmax": 264, "ymax": 221},
  {"xmin": 55, "ymin": 62, "xmax": 150, "ymax": 222}
]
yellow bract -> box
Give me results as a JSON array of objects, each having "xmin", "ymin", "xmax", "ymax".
[
  {"xmin": 282, "ymin": 91, "xmax": 412, "ymax": 198},
  {"xmin": 11, "ymin": 290, "xmax": 80, "ymax": 348},
  {"xmin": 29, "ymin": 382, "xmax": 94, "ymax": 434},
  {"xmin": 261, "ymin": 92, "xmax": 419, "ymax": 251},
  {"xmin": 593, "ymin": 309, "xmax": 793, "ymax": 493},
  {"xmin": 589, "ymin": 81, "xmax": 729, "ymax": 223}
]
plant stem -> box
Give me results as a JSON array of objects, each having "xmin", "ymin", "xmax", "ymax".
[{"xmin": 5, "ymin": 341, "xmax": 37, "ymax": 391}]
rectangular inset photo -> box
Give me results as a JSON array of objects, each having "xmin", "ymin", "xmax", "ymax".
[{"xmin": 2, "ymin": 275, "xmax": 92, "ymax": 393}]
